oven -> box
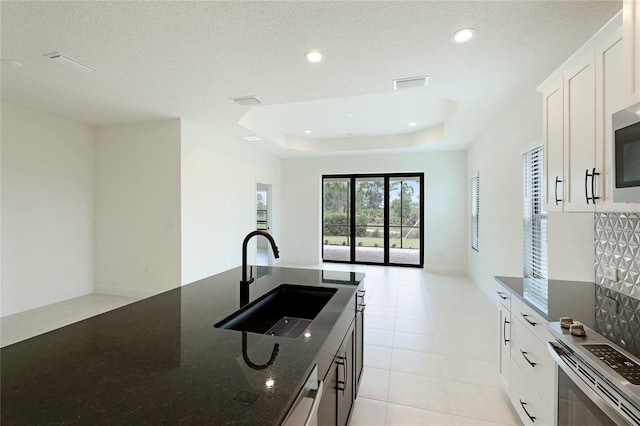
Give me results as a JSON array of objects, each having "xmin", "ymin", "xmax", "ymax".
[{"xmin": 547, "ymin": 325, "xmax": 640, "ymax": 426}]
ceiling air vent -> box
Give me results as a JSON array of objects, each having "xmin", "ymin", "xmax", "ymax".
[
  {"xmin": 393, "ymin": 76, "xmax": 429, "ymax": 90},
  {"xmin": 231, "ymin": 96, "xmax": 262, "ymax": 106},
  {"xmin": 43, "ymin": 52, "xmax": 95, "ymax": 73}
]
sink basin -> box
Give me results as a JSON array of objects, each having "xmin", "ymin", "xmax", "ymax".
[{"xmin": 214, "ymin": 284, "xmax": 337, "ymax": 338}]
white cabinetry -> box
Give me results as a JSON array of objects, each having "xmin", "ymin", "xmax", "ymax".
[
  {"xmin": 498, "ymin": 301, "xmax": 511, "ymax": 388},
  {"xmin": 624, "ymin": 0, "xmax": 640, "ymax": 103},
  {"xmin": 595, "ymin": 28, "xmax": 640, "ymax": 212},
  {"xmin": 563, "ymin": 54, "xmax": 598, "ymax": 212},
  {"xmin": 543, "ymin": 81, "xmax": 565, "ymax": 212},
  {"xmin": 495, "ymin": 287, "xmax": 556, "ymax": 426},
  {"xmin": 539, "ymin": 13, "xmax": 639, "ymax": 213}
]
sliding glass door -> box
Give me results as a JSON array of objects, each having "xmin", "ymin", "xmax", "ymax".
[{"xmin": 322, "ymin": 173, "xmax": 423, "ymax": 267}]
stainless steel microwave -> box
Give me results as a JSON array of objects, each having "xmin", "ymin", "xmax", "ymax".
[{"xmin": 612, "ymin": 102, "xmax": 640, "ymax": 203}]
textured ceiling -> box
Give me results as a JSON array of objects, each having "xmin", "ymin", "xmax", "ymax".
[{"xmin": 0, "ymin": 1, "xmax": 622, "ymax": 157}]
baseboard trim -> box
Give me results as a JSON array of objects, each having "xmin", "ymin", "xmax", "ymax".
[{"xmin": 94, "ymin": 285, "xmax": 157, "ymax": 299}]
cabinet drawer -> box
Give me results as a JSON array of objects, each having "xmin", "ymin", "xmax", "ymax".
[
  {"xmin": 511, "ymin": 315, "xmax": 556, "ymax": 410},
  {"xmin": 511, "ymin": 296, "xmax": 552, "ymax": 343},
  {"xmin": 510, "ymin": 359, "xmax": 555, "ymax": 426},
  {"xmin": 495, "ymin": 288, "xmax": 511, "ymax": 311}
]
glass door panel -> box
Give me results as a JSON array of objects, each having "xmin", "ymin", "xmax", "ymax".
[
  {"xmin": 355, "ymin": 177, "xmax": 385, "ymax": 263},
  {"xmin": 322, "ymin": 178, "xmax": 351, "ymax": 262},
  {"xmin": 389, "ymin": 177, "xmax": 421, "ymax": 265}
]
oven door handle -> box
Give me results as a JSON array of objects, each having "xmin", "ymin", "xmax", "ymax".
[{"xmin": 546, "ymin": 342, "xmax": 631, "ymax": 426}]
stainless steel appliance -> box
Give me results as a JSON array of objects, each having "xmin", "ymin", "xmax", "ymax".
[
  {"xmin": 547, "ymin": 322, "xmax": 640, "ymax": 426},
  {"xmin": 612, "ymin": 102, "xmax": 640, "ymax": 203}
]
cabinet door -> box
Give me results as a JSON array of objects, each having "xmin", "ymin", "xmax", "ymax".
[
  {"xmin": 595, "ymin": 28, "xmax": 640, "ymax": 212},
  {"xmin": 543, "ymin": 80, "xmax": 565, "ymax": 212},
  {"xmin": 355, "ymin": 291, "xmax": 365, "ymax": 394},
  {"xmin": 498, "ymin": 304, "xmax": 511, "ymax": 389},
  {"xmin": 337, "ymin": 327, "xmax": 355, "ymax": 426},
  {"xmin": 564, "ymin": 54, "xmax": 598, "ymax": 212},
  {"xmin": 317, "ymin": 359, "xmax": 338, "ymax": 426},
  {"xmin": 624, "ymin": 0, "xmax": 640, "ymax": 103}
]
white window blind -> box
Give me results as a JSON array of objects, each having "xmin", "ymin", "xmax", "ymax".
[
  {"xmin": 523, "ymin": 146, "xmax": 548, "ymax": 280},
  {"xmin": 471, "ymin": 175, "xmax": 479, "ymax": 251}
]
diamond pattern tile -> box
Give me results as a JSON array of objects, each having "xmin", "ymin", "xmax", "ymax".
[
  {"xmin": 594, "ymin": 213, "xmax": 640, "ymax": 298},
  {"xmin": 594, "ymin": 213, "xmax": 640, "ymax": 358},
  {"xmin": 595, "ymin": 286, "xmax": 640, "ymax": 357}
]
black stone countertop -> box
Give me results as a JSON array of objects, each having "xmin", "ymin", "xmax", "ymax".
[
  {"xmin": 495, "ymin": 276, "xmax": 596, "ymax": 328},
  {"xmin": 1, "ymin": 266, "xmax": 365, "ymax": 425}
]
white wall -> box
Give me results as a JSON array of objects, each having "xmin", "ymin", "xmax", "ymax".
[
  {"xmin": 180, "ymin": 120, "xmax": 281, "ymax": 284},
  {"xmin": 466, "ymin": 90, "xmax": 594, "ymax": 294},
  {"xmin": 280, "ymin": 151, "xmax": 467, "ymax": 272},
  {"xmin": 1, "ymin": 102, "xmax": 95, "ymax": 316},
  {"xmin": 95, "ymin": 120, "xmax": 182, "ymax": 298}
]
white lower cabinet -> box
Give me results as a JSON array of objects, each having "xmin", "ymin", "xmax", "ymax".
[
  {"xmin": 511, "ymin": 314, "xmax": 556, "ymax": 411},
  {"xmin": 510, "ymin": 359, "xmax": 555, "ymax": 426},
  {"xmin": 496, "ymin": 288, "xmax": 557, "ymax": 426},
  {"xmin": 498, "ymin": 303, "xmax": 511, "ymax": 389}
]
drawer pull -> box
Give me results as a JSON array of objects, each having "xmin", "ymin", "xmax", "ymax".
[
  {"xmin": 496, "ymin": 291, "xmax": 509, "ymax": 300},
  {"xmin": 503, "ymin": 318, "xmax": 510, "ymax": 345},
  {"xmin": 519, "ymin": 399, "xmax": 536, "ymax": 422},
  {"xmin": 520, "ymin": 349, "xmax": 537, "ymax": 367},
  {"xmin": 521, "ymin": 313, "xmax": 537, "ymax": 327}
]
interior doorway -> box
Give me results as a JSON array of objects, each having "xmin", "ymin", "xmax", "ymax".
[{"xmin": 256, "ymin": 183, "xmax": 271, "ymax": 266}]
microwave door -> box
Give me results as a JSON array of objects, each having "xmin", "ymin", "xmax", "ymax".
[{"xmin": 612, "ymin": 105, "xmax": 640, "ymax": 203}]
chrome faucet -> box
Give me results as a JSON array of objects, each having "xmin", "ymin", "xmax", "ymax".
[{"xmin": 240, "ymin": 230, "xmax": 280, "ymax": 305}]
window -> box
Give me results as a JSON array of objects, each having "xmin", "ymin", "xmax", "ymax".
[
  {"xmin": 471, "ymin": 175, "xmax": 479, "ymax": 251},
  {"xmin": 256, "ymin": 189, "xmax": 268, "ymax": 230},
  {"xmin": 523, "ymin": 146, "xmax": 548, "ymax": 281},
  {"xmin": 322, "ymin": 173, "xmax": 424, "ymax": 267}
]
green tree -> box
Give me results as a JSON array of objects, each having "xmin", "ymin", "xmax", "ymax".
[
  {"xmin": 323, "ymin": 181, "xmax": 349, "ymax": 214},
  {"xmin": 391, "ymin": 182, "xmax": 419, "ymax": 226}
]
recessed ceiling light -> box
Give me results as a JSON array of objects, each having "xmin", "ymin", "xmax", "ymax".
[
  {"xmin": 304, "ymin": 51, "xmax": 322, "ymax": 63},
  {"xmin": 242, "ymin": 135, "xmax": 263, "ymax": 142},
  {"xmin": 346, "ymin": 113, "xmax": 355, "ymax": 117},
  {"xmin": 1, "ymin": 59, "xmax": 23, "ymax": 68},
  {"xmin": 43, "ymin": 52, "xmax": 95, "ymax": 73},
  {"xmin": 304, "ymin": 130, "xmax": 312, "ymax": 134},
  {"xmin": 231, "ymin": 96, "xmax": 261, "ymax": 106},
  {"xmin": 452, "ymin": 28, "xmax": 477, "ymax": 43},
  {"xmin": 409, "ymin": 122, "xmax": 417, "ymax": 127}
]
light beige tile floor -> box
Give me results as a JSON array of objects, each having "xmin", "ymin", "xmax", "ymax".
[
  {"xmin": 1, "ymin": 293, "xmax": 137, "ymax": 347},
  {"xmin": 321, "ymin": 263, "xmax": 521, "ymax": 426}
]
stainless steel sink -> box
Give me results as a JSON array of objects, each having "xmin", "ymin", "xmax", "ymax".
[{"xmin": 214, "ymin": 284, "xmax": 337, "ymax": 338}]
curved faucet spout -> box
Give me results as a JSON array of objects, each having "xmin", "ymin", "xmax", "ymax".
[{"xmin": 240, "ymin": 230, "xmax": 280, "ymax": 306}]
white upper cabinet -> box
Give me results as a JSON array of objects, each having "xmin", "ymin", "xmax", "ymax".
[
  {"xmin": 563, "ymin": 54, "xmax": 598, "ymax": 212},
  {"xmin": 543, "ymin": 82, "xmax": 565, "ymax": 212},
  {"xmin": 623, "ymin": 0, "xmax": 640, "ymax": 104},
  {"xmin": 539, "ymin": 11, "xmax": 638, "ymax": 213},
  {"xmin": 594, "ymin": 28, "xmax": 639, "ymax": 212}
]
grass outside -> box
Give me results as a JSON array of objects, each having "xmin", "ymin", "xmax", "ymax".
[{"xmin": 323, "ymin": 236, "xmax": 420, "ymax": 249}]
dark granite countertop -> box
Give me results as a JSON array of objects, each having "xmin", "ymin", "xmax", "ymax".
[
  {"xmin": 495, "ymin": 276, "xmax": 596, "ymax": 328},
  {"xmin": 1, "ymin": 266, "xmax": 364, "ymax": 425}
]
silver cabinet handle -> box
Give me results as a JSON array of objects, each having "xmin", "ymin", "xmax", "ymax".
[{"xmin": 303, "ymin": 380, "xmax": 323, "ymax": 426}]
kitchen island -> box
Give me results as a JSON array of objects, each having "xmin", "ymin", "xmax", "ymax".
[{"xmin": 1, "ymin": 266, "xmax": 364, "ymax": 425}]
